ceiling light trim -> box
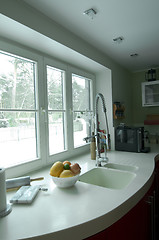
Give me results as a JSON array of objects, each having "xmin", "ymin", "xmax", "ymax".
[
  {"xmin": 113, "ymin": 36, "xmax": 124, "ymax": 43},
  {"xmin": 83, "ymin": 8, "xmax": 97, "ymax": 20},
  {"xmin": 130, "ymin": 53, "xmax": 139, "ymax": 57}
]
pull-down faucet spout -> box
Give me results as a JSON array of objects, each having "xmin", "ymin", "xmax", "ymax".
[{"xmin": 95, "ymin": 93, "xmax": 110, "ymax": 166}]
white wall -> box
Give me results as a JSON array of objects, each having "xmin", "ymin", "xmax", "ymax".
[
  {"xmin": 0, "ymin": 0, "xmax": 130, "ymax": 71},
  {"xmin": 0, "ymin": 0, "xmax": 133, "ymax": 149}
]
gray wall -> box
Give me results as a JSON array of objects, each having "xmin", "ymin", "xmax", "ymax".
[{"xmin": 112, "ymin": 66, "xmax": 133, "ymax": 127}]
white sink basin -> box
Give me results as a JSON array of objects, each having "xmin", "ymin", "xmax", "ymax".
[
  {"xmin": 104, "ymin": 163, "xmax": 138, "ymax": 172},
  {"xmin": 78, "ymin": 167, "xmax": 136, "ymax": 189}
]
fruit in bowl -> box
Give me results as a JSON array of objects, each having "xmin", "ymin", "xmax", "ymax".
[
  {"xmin": 50, "ymin": 161, "xmax": 64, "ymax": 177},
  {"xmin": 50, "ymin": 161, "xmax": 81, "ymax": 188}
]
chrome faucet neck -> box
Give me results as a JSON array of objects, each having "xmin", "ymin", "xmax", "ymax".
[{"xmin": 95, "ymin": 93, "xmax": 110, "ymax": 167}]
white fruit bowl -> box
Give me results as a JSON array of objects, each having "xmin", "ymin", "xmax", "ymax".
[{"xmin": 51, "ymin": 174, "xmax": 80, "ymax": 188}]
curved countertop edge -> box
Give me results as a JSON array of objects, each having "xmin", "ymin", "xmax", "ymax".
[
  {"xmin": 2, "ymin": 148, "xmax": 159, "ymax": 240},
  {"xmin": 24, "ymin": 171, "xmax": 155, "ymax": 240}
]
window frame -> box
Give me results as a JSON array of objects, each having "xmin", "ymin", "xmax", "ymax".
[
  {"xmin": 44, "ymin": 59, "xmax": 68, "ymax": 158},
  {"xmin": 72, "ymin": 72, "xmax": 94, "ymax": 148},
  {"xmin": 0, "ymin": 51, "xmax": 40, "ymax": 164},
  {"xmin": 0, "ymin": 39, "xmax": 95, "ymax": 178},
  {"xmin": 0, "ymin": 41, "xmax": 46, "ymax": 178}
]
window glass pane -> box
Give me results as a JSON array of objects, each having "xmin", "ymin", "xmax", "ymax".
[
  {"xmin": 48, "ymin": 112, "xmax": 65, "ymax": 154},
  {"xmin": 72, "ymin": 74, "xmax": 93, "ymax": 147},
  {"xmin": 0, "ymin": 52, "xmax": 35, "ymax": 110},
  {"xmin": 72, "ymin": 74, "xmax": 90, "ymax": 110},
  {"xmin": 0, "ymin": 51, "xmax": 38, "ymax": 168},
  {"xmin": 47, "ymin": 65, "xmax": 66, "ymax": 155},
  {"xmin": 47, "ymin": 66, "xmax": 64, "ymax": 110},
  {"xmin": 0, "ymin": 111, "xmax": 38, "ymax": 168},
  {"xmin": 145, "ymin": 84, "xmax": 159, "ymax": 104},
  {"xmin": 73, "ymin": 112, "xmax": 87, "ymax": 147}
]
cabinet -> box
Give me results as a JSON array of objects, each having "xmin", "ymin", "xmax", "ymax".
[
  {"xmin": 155, "ymin": 154, "xmax": 159, "ymax": 238},
  {"xmin": 142, "ymin": 80, "xmax": 159, "ymax": 107},
  {"xmin": 85, "ymin": 179, "xmax": 156, "ymax": 240}
]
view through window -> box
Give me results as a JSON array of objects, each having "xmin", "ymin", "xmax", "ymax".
[
  {"xmin": 0, "ymin": 48, "xmax": 94, "ymax": 170},
  {"xmin": 47, "ymin": 66, "xmax": 66, "ymax": 155},
  {"xmin": 72, "ymin": 74, "xmax": 93, "ymax": 147},
  {"xmin": 0, "ymin": 52, "xmax": 38, "ymax": 168}
]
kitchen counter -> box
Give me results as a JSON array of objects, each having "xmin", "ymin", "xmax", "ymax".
[{"xmin": 0, "ymin": 146, "xmax": 159, "ymax": 240}]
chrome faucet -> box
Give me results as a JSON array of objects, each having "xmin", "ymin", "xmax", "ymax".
[
  {"xmin": 83, "ymin": 93, "xmax": 111, "ymax": 167},
  {"xmin": 95, "ymin": 93, "xmax": 110, "ymax": 167}
]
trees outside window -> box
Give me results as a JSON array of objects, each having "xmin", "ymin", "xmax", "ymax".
[
  {"xmin": 0, "ymin": 52, "xmax": 38, "ymax": 168},
  {"xmin": 47, "ymin": 66, "xmax": 66, "ymax": 155},
  {"xmin": 0, "ymin": 47, "xmax": 94, "ymax": 173},
  {"xmin": 72, "ymin": 74, "xmax": 93, "ymax": 147}
]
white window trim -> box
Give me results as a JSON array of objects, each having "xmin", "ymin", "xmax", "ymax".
[
  {"xmin": 0, "ymin": 39, "xmax": 95, "ymax": 178},
  {"xmin": 71, "ymin": 72, "xmax": 94, "ymax": 148},
  {"xmin": 43, "ymin": 57, "xmax": 68, "ymax": 164}
]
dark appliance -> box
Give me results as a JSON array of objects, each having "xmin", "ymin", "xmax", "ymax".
[{"xmin": 115, "ymin": 125, "xmax": 150, "ymax": 153}]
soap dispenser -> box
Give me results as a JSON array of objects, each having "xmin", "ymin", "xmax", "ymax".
[{"xmin": 90, "ymin": 132, "xmax": 96, "ymax": 160}]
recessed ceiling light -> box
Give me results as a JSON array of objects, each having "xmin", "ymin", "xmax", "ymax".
[
  {"xmin": 130, "ymin": 53, "xmax": 139, "ymax": 57},
  {"xmin": 113, "ymin": 36, "xmax": 124, "ymax": 43},
  {"xmin": 83, "ymin": 8, "xmax": 97, "ymax": 20}
]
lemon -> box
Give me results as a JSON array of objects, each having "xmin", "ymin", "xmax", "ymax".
[
  {"xmin": 50, "ymin": 161, "xmax": 64, "ymax": 177},
  {"xmin": 59, "ymin": 170, "xmax": 74, "ymax": 178}
]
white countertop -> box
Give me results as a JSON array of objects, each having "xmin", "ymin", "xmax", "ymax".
[{"xmin": 0, "ymin": 146, "xmax": 159, "ymax": 240}]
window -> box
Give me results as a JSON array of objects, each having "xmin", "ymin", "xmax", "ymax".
[
  {"xmin": 0, "ymin": 41, "xmax": 95, "ymax": 176},
  {"xmin": 72, "ymin": 74, "xmax": 93, "ymax": 147},
  {"xmin": 46, "ymin": 66, "xmax": 66, "ymax": 155},
  {"xmin": 0, "ymin": 51, "xmax": 38, "ymax": 168}
]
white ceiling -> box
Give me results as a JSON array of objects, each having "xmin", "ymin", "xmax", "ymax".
[
  {"xmin": 0, "ymin": 14, "xmax": 105, "ymax": 74},
  {"xmin": 21, "ymin": 0, "xmax": 159, "ymax": 72}
]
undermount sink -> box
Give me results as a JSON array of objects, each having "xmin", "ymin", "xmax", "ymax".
[
  {"xmin": 78, "ymin": 167, "xmax": 136, "ymax": 189},
  {"xmin": 104, "ymin": 163, "xmax": 138, "ymax": 172}
]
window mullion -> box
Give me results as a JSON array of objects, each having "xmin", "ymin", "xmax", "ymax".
[{"xmin": 36, "ymin": 57, "xmax": 48, "ymax": 165}]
